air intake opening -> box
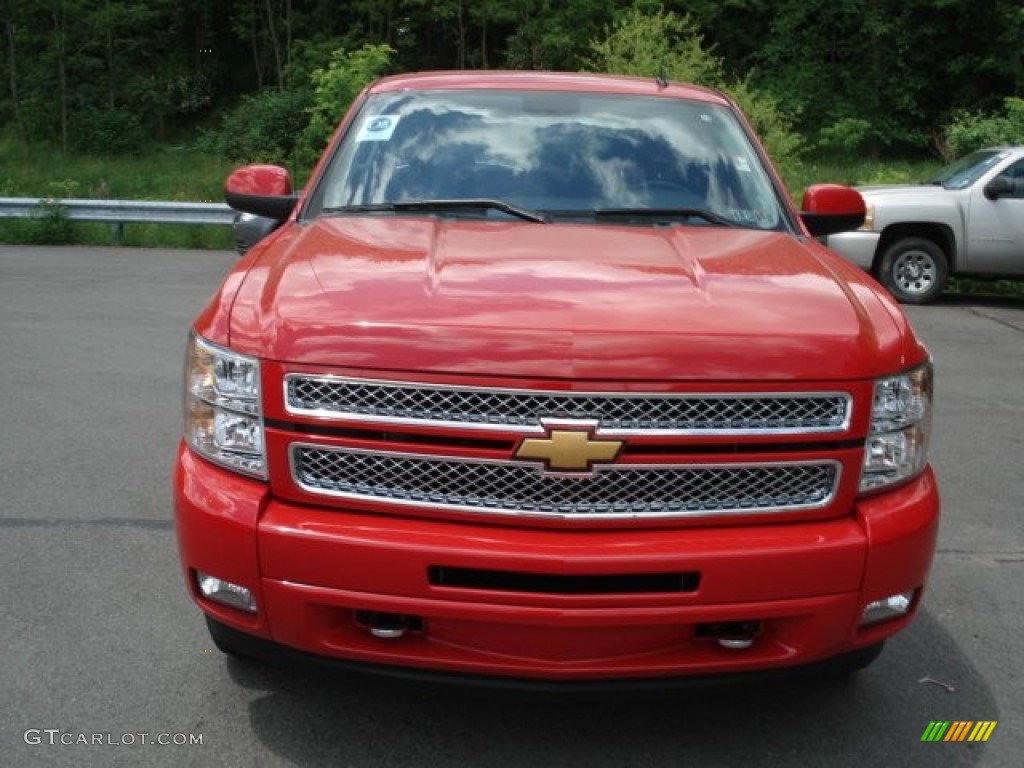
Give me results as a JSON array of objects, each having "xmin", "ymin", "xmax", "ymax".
[{"xmin": 429, "ymin": 566, "xmax": 700, "ymax": 595}]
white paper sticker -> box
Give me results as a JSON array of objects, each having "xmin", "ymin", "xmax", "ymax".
[{"xmin": 355, "ymin": 115, "xmax": 400, "ymax": 142}]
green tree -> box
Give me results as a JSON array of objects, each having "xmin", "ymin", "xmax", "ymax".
[
  {"xmin": 505, "ymin": 0, "xmax": 627, "ymax": 70},
  {"xmin": 755, "ymin": 0, "xmax": 1024, "ymax": 156},
  {"xmin": 945, "ymin": 97, "xmax": 1024, "ymax": 158},
  {"xmin": 588, "ymin": 7, "xmax": 803, "ymax": 166},
  {"xmin": 659, "ymin": 0, "xmax": 775, "ymax": 79},
  {"xmin": 1, "ymin": 0, "xmax": 1019, "ymax": 162},
  {"xmin": 198, "ymin": 87, "xmax": 311, "ymax": 164},
  {"xmin": 297, "ymin": 42, "xmax": 395, "ymax": 167},
  {"xmin": 0, "ymin": 0, "xmax": 225, "ymax": 150},
  {"xmin": 588, "ymin": 6, "xmax": 722, "ymax": 84}
]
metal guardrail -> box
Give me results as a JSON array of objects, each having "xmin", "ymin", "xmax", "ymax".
[{"xmin": 0, "ymin": 197, "xmax": 235, "ymax": 244}]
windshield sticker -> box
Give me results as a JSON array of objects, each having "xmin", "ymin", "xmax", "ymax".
[
  {"xmin": 355, "ymin": 115, "xmax": 400, "ymax": 142},
  {"xmin": 735, "ymin": 156, "xmax": 751, "ymax": 173}
]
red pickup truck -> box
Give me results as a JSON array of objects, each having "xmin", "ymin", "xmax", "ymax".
[{"xmin": 175, "ymin": 71, "xmax": 939, "ymax": 686}]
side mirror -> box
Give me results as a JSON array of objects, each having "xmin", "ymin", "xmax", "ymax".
[
  {"xmin": 983, "ymin": 175, "xmax": 1015, "ymax": 200},
  {"xmin": 800, "ymin": 184, "xmax": 866, "ymax": 237},
  {"xmin": 224, "ymin": 164, "xmax": 298, "ymax": 222}
]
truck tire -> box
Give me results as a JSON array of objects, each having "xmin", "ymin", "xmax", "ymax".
[{"xmin": 877, "ymin": 237, "xmax": 948, "ymax": 304}]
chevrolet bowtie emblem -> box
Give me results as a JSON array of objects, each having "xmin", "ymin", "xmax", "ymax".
[{"xmin": 515, "ymin": 428, "xmax": 623, "ymax": 472}]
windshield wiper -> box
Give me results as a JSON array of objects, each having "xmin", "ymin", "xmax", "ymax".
[
  {"xmin": 325, "ymin": 199, "xmax": 549, "ymax": 223},
  {"xmin": 590, "ymin": 207, "xmax": 737, "ymax": 227}
]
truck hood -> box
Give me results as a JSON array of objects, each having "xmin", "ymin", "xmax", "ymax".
[
  {"xmin": 227, "ymin": 216, "xmax": 906, "ymax": 381},
  {"xmin": 853, "ymin": 183, "xmax": 960, "ymax": 231},
  {"xmin": 855, "ymin": 183, "xmax": 951, "ymax": 202}
]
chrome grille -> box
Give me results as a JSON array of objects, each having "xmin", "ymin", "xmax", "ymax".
[
  {"xmin": 291, "ymin": 445, "xmax": 840, "ymax": 520},
  {"xmin": 284, "ymin": 376, "xmax": 851, "ymax": 434}
]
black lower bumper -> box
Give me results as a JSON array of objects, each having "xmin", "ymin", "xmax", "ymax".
[{"xmin": 206, "ymin": 616, "xmax": 884, "ymax": 695}]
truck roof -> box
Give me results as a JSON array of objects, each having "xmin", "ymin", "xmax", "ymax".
[{"xmin": 367, "ymin": 70, "xmax": 731, "ymax": 105}]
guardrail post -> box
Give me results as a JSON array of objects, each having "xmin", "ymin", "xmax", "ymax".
[{"xmin": 109, "ymin": 222, "xmax": 124, "ymax": 246}]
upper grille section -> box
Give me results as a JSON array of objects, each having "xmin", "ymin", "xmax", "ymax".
[
  {"xmin": 291, "ymin": 445, "xmax": 840, "ymax": 520},
  {"xmin": 284, "ymin": 376, "xmax": 852, "ymax": 435}
]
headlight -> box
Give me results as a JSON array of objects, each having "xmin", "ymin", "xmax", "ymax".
[
  {"xmin": 184, "ymin": 332, "xmax": 266, "ymax": 479},
  {"xmin": 860, "ymin": 361, "xmax": 932, "ymax": 493}
]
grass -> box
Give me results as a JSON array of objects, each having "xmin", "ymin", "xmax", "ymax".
[
  {"xmin": 780, "ymin": 156, "xmax": 942, "ymax": 201},
  {"xmin": 947, "ymin": 277, "xmax": 1024, "ymax": 298},
  {"xmin": 0, "ymin": 136, "xmax": 234, "ymax": 200},
  {"xmin": 0, "ymin": 136, "xmax": 236, "ymax": 249}
]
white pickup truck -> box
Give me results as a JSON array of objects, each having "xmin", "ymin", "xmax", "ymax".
[{"xmin": 826, "ymin": 146, "xmax": 1024, "ymax": 303}]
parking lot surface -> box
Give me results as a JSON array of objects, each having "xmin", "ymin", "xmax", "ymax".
[{"xmin": 1, "ymin": 246, "xmax": 1020, "ymax": 766}]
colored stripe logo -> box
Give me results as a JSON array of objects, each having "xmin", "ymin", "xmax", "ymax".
[{"xmin": 921, "ymin": 721, "xmax": 997, "ymax": 742}]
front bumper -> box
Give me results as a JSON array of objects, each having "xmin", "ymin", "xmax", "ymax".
[
  {"xmin": 174, "ymin": 442, "xmax": 939, "ymax": 682},
  {"xmin": 825, "ymin": 231, "xmax": 881, "ymax": 270}
]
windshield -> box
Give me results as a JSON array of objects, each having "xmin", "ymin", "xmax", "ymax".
[
  {"xmin": 308, "ymin": 89, "xmax": 785, "ymax": 230},
  {"xmin": 929, "ymin": 149, "xmax": 1010, "ymax": 190}
]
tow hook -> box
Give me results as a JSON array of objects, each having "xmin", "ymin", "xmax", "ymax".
[
  {"xmin": 697, "ymin": 620, "xmax": 761, "ymax": 650},
  {"xmin": 357, "ymin": 611, "xmax": 422, "ymax": 639}
]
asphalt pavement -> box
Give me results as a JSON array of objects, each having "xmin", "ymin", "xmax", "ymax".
[{"xmin": 1, "ymin": 245, "xmax": 1021, "ymax": 767}]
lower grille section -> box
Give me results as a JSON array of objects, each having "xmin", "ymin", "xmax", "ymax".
[{"xmin": 290, "ymin": 444, "xmax": 840, "ymax": 520}]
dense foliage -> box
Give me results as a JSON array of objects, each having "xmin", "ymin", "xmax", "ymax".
[
  {"xmin": 945, "ymin": 98, "xmax": 1024, "ymax": 157},
  {"xmin": 1, "ymin": 1, "xmax": 1021, "ymax": 163}
]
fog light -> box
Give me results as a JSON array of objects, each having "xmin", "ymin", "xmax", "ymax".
[
  {"xmin": 860, "ymin": 590, "xmax": 915, "ymax": 627},
  {"xmin": 196, "ymin": 571, "xmax": 257, "ymax": 613}
]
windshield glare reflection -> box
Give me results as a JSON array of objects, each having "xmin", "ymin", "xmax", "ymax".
[
  {"xmin": 930, "ymin": 150, "xmax": 1008, "ymax": 190},
  {"xmin": 313, "ymin": 89, "xmax": 783, "ymax": 230}
]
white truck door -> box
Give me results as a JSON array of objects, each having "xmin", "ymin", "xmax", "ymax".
[{"xmin": 965, "ymin": 157, "xmax": 1024, "ymax": 276}]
